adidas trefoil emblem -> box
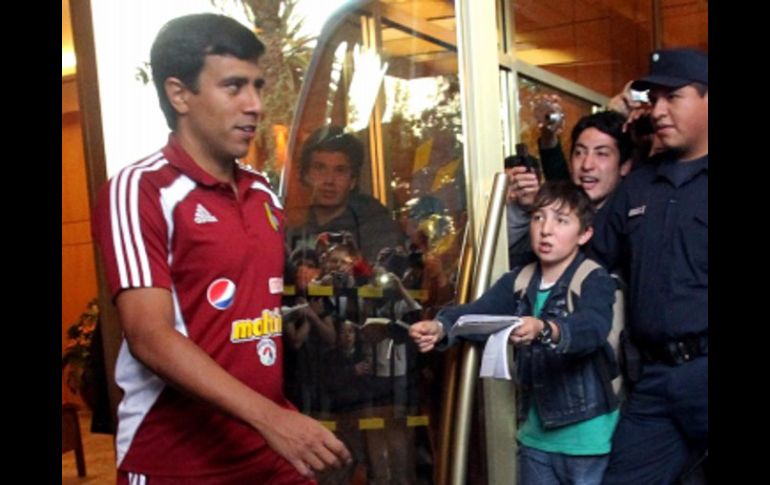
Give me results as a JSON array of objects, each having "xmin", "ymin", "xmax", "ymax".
[{"xmin": 194, "ymin": 203, "xmax": 219, "ymax": 224}]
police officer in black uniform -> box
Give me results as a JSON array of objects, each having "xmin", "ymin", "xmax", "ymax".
[{"xmin": 594, "ymin": 48, "xmax": 708, "ymax": 484}]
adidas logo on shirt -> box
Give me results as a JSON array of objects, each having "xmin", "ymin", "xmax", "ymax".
[{"xmin": 194, "ymin": 203, "xmax": 219, "ymax": 224}]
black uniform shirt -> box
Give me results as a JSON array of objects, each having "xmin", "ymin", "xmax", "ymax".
[{"xmin": 592, "ymin": 153, "xmax": 708, "ymax": 344}]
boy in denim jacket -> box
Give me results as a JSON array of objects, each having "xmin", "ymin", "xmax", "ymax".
[{"xmin": 409, "ymin": 181, "xmax": 619, "ymax": 485}]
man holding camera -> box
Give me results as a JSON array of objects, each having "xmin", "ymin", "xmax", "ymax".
[
  {"xmin": 594, "ymin": 48, "xmax": 708, "ymax": 484},
  {"xmin": 506, "ymin": 110, "xmax": 633, "ymax": 266}
]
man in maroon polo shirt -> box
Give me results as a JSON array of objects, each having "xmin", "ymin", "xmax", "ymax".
[{"xmin": 92, "ymin": 13, "xmax": 350, "ymax": 484}]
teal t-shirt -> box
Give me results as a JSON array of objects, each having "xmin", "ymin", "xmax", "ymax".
[{"xmin": 516, "ymin": 284, "xmax": 619, "ymax": 455}]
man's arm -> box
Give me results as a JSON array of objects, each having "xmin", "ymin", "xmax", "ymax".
[
  {"xmin": 116, "ymin": 288, "xmax": 350, "ymax": 478},
  {"xmin": 539, "ymin": 140, "xmax": 571, "ymax": 181}
]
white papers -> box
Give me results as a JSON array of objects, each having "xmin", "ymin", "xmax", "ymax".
[
  {"xmin": 449, "ymin": 314, "xmax": 522, "ymax": 340},
  {"xmin": 447, "ymin": 314, "xmax": 522, "ymax": 380},
  {"xmin": 480, "ymin": 325, "xmax": 519, "ymax": 380}
]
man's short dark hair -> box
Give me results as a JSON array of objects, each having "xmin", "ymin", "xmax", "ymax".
[
  {"xmin": 150, "ymin": 13, "xmax": 265, "ymax": 130},
  {"xmin": 570, "ymin": 111, "xmax": 633, "ymax": 166},
  {"xmin": 299, "ymin": 126, "xmax": 364, "ymax": 181},
  {"xmin": 532, "ymin": 180, "xmax": 595, "ymax": 232}
]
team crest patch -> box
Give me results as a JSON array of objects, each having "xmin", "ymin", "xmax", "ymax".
[
  {"xmin": 257, "ymin": 338, "xmax": 277, "ymax": 366},
  {"xmin": 264, "ymin": 202, "xmax": 279, "ymax": 231},
  {"xmin": 207, "ymin": 278, "xmax": 236, "ymax": 310}
]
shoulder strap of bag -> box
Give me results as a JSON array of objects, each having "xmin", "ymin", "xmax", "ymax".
[
  {"xmin": 566, "ymin": 259, "xmax": 600, "ymax": 311},
  {"xmin": 567, "ymin": 259, "xmax": 626, "ymax": 401},
  {"xmin": 513, "ymin": 262, "xmax": 537, "ymax": 299}
]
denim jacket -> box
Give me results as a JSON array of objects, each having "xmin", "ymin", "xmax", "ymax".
[{"xmin": 437, "ymin": 252, "xmax": 618, "ymax": 429}]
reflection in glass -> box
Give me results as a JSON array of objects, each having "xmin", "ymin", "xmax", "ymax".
[
  {"xmin": 517, "ymin": 76, "xmax": 597, "ymax": 173},
  {"xmin": 281, "ymin": 2, "xmax": 464, "ymax": 483}
]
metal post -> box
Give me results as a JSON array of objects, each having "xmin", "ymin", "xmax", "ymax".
[{"xmin": 450, "ymin": 172, "xmax": 509, "ymax": 484}]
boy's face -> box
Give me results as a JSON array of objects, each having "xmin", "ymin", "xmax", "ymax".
[
  {"xmin": 174, "ymin": 54, "xmax": 263, "ymax": 163},
  {"xmin": 570, "ymin": 128, "xmax": 630, "ymax": 208},
  {"xmin": 530, "ymin": 201, "xmax": 593, "ymax": 272},
  {"xmin": 305, "ymin": 151, "xmax": 357, "ymax": 210}
]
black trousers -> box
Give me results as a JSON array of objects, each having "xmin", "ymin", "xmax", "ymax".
[{"xmin": 603, "ymin": 356, "xmax": 708, "ymax": 484}]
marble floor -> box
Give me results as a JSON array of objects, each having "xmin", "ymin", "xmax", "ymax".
[{"xmin": 62, "ymin": 408, "xmax": 116, "ymax": 484}]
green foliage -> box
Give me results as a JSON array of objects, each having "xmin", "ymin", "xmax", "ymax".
[{"xmin": 217, "ymin": 0, "xmax": 315, "ymax": 180}]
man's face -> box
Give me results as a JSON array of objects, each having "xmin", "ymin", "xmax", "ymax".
[
  {"xmin": 570, "ymin": 127, "xmax": 630, "ymax": 207},
  {"xmin": 305, "ymin": 151, "xmax": 356, "ymax": 210},
  {"xmin": 649, "ymin": 84, "xmax": 709, "ymax": 160},
  {"xmin": 178, "ymin": 55, "xmax": 263, "ymax": 163},
  {"xmin": 529, "ymin": 201, "xmax": 592, "ymax": 271}
]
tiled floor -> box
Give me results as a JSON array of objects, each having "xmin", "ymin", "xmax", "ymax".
[{"xmin": 62, "ymin": 408, "xmax": 116, "ymax": 484}]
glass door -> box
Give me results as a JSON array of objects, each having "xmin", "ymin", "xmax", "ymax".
[{"xmin": 281, "ymin": 2, "xmax": 465, "ymax": 483}]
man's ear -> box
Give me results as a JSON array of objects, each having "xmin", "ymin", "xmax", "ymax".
[
  {"xmin": 619, "ymin": 159, "xmax": 632, "ymax": 177},
  {"xmin": 578, "ymin": 226, "xmax": 594, "ymax": 246},
  {"xmin": 165, "ymin": 77, "xmax": 190, "ymax": 116},
  {"xmin": 348, "ymin": 177, "xmax": 357, "ymax": 192}
]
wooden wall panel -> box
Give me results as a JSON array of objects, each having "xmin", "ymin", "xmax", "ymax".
[
  {"xmin": 62, "ymin": 98, "xmax": 98, "ymax": 405},
  {"xmin": 63, "ymin": 111, "xmax": 89, "ymax": 222}
]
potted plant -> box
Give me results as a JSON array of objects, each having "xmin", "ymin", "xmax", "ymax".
[{"xmin": 62, "ymin": 298, "xmax": 99, "ymax": 409}]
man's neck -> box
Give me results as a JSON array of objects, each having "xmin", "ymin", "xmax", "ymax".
[
  {"xmin": 677, "ymin": 150, "xmax": 708, "ymax": 163},
  {"xmin": 175, "ymin": 132, "xmax": 236, "ymax": 184},
  {"xmin": 312, "ymin": 205, "xmax": 347, "ymax": 226},
  {"xmin": 676, "ymin": 139, "xmax": 708, "ymax": 163}
]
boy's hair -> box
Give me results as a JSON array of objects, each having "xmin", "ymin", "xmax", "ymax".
[
  {"xmin": 532, "ymin": 180, "xmax": 595, "ymax": 232},
  {"xmin": 299, "ymin": 126, "xmax": 364, "ymax": 182},
  {"xmin": 150, "ymin": 13, "xmax": 265, "ymax": 130},
  {"xmin": 570, "ymin": 111, "xmax": 632, "ymax": 165}
]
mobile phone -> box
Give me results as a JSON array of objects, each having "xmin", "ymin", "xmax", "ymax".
[{"xmin": 504, "ymin": 143, "xmax": 535, "ymax": 171}]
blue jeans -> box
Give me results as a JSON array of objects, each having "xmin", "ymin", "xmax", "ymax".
[{"xmin": 518, "ymin": 445, "xmax": 609, "ymax": 485}]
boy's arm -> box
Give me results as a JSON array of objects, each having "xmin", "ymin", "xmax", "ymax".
[
  {"xmin": 549, "ymin": 267, "xmax": 616, "ymax": 356},
  {"xmin": 433, "ymin": 271, "xmax": 520, "ymax": 348}
]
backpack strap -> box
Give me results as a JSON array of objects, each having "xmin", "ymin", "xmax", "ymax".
[
  {"xmin": 513, "ymin": 262, "xmax": 537, "ymax": 299},
  {"xmin": 566, "ymin": 259, "xmax": 623, "ymax": 404},
  {"xmin": 565, "ymin": 259, "xmax": 600, "ymax": 312}
]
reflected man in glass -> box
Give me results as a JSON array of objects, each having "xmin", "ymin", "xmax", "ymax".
[{"xmin": 286, "ymin": 126, "xmax": 403, "ymax": 264}]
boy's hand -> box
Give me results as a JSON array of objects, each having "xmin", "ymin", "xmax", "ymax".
[
  {"xmin": 409, "ymin": 320, "xmax": 445, "ymax": 352},
  {"xmin": 510, "ymin": 317, "xmax": 545, "ymax": 346}
]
